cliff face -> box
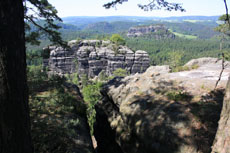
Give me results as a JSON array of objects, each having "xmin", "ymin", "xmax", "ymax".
[
  {"xmin": 46, "ymin": 40, "xmax": 150, "ymax": 77},
  {"xmin": 211, "ymin": 78, "xmax": 230, "ymax": 153},
  {"xmin": 127, "ymin": 24, "xmax": 175, "ymax": 39}
]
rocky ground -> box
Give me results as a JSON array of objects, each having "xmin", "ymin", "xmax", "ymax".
[
  {"xmin": 94, "ymin": 57, "xmax": 230, "ymax": 153},
  {"xmin": 170, "ymin": 57, "xmax": 230, "ymax": 95}
]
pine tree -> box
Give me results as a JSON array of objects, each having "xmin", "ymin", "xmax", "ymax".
[
  {"xmin": 0, "ymin": 0, "xmax": 33, "ymax": 152},
  {"xmin": 24, "ymin": 0, "xmax": 66, "ymax": 46},
  {"xmin": 0, "ymin": 0, "xmax": 66, "ymax": 152}
]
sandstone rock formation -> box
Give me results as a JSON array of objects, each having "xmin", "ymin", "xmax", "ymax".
[
  {"xmin": 211, "ymin": 78, "xmax": 230, "ymax": 153},
  {"xmin": 94, "ymin": 58, "xmax": 230, "ymax": 153},
  {"xmin": 46, "ymin": 40, "xmax": 150, "ymax": 77},
  {"xmin": 127, "ymin": 24, "xmax": 175, "ymax": 39}
]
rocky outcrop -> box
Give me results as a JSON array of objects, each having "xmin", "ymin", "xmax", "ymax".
[
  {"xmin": 94, "ymin": 58, "xmax": 230, "ymax": 153},
  {"xmin": 30, "ymin": 79, "xmax": 94, "ymax": 153},
  {"xmin": 127, "ymin": 24, "xmax": 175, "ymax": 39},
  {"xmin": 185, "ymin": 57, "xmax": 221, "ymax": 67},
  {"xmin": 46, "ymin": 40, "xmax": 150, "ymax": 77},
  {"xmin": 211, "ymin": 77, "xmax": 230, "ymax": 153}
]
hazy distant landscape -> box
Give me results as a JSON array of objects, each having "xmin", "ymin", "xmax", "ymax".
[{"xmin": 27, "ymin": 15, "xmax": 228, "ymax": 66}]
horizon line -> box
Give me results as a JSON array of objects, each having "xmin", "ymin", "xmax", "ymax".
[{"xmin": 61, "ymin": 15, "xmax": 221, "ymax": 18}]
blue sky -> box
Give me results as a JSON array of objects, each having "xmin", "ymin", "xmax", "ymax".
[{"xmin": 48, "ymin": 0, "xmax": 229, "ymax": 17}]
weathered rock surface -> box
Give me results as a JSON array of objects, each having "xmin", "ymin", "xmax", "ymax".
[
  {"xmin": 94, "ymin": 57, "xmax": 230, "ymax": 153},
  {"xmin": 46, "ymin": 40, "xmax": 150, "ymax": 77},
  {"xmin": 185, "ymin": 57, "xmax": 223, "ymax": 67},
  {"xmin": 211, "ymin": 77, "xmax": 230, "ymax": 153},
  {"xmin": 127, "ymin": 24, "xmax": 175, "ymax": 39}
]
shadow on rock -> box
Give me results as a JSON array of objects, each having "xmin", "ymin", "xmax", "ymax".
[{"xmin": 94, "ymin": 76, "xmax": 225, "ymax": 153}]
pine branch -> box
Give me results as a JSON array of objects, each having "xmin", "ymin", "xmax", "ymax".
[
  {"xmin": 104, "ymin": 0, "xmax": 185, "ymax": 12},
  {"xmin": 24, "ymin": 0, "xmax": 67, "ymax": 47},
  {"xmin": 25, "ymin": 16, "xmax": 67, "ymax": 47}
]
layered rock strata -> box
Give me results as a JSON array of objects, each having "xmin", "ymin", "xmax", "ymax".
[
  {"xmin": 46, "ymin": 40, "xmax": 150, "ymax": 77},
  {"xmin": 127, "ymin": 24, "xmax": 175, "ymax": 39}
]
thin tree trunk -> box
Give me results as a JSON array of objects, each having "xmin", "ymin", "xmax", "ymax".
[
  {"xmin": 211, "ymin": 1, "xmax": 230, "ymax": 152},
  {"xmin": 0, "ymin": 0, "xmax": 33, "ymax": 152},
  {"xmin": 224, "ymin": 0, "xmax": 230, "ymax": 27},
  {"xmin": 214, "ymin": 53, "xmax": 225, "ymax": 90}
]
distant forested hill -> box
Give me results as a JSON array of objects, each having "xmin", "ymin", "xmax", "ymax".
[
  {"xmin": 60, "ymin": 16, "xmax": 219, "ymax": 39},
  {"xmin": 27, "ymin": 15, "xmax": 227, "ymax": 66}
]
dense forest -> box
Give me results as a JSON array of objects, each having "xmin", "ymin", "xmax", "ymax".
[{"xmin": 27, "ymin": 16, "xmax": 227, "ymax": 67}]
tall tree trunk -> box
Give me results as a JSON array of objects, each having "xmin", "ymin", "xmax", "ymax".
[
  {"xmin": 211, "ymin": 77, "xmax": 230, "ymax": 153},
  {"xmin": 0, "ymin": 0, "xmax": 33, "ymax": 153}
]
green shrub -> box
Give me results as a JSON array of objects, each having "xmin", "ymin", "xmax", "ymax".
[
  {"xmin": 98, "ymin": 70, "xmax": 108, "ymax": 81},
  {"xmin": 111, "ymin": 44, "xmax": 120, "ymax": 54},
  {"xmin": 82, "ymin": 81, "xmax": 103, "ymax": 135},
  {"xmin": 171, "ymin": 64, "xmax": 199, "ymax": 72},
  {"xmin": 110, "ymin": 34, "xmax": 126, "ymax": 45},
  {"xmin": 191, "ymin": 64, "xmax": 199, "ymax": 70},
  {"xmin": 27, "ymin": 65, "xmax": 48, "ymax": 92},
  {"xmin": 29, "ymin": 77, "xmax": 87, "ymax": 152},
  {"xmin": 113, "ymin": 68, "xmax": 129, "ymax": 77},
  {"xmin": 166, "ymin": 90, "xmax": 192, "ymax": 101},
  {"xmin": 80, "ymin": 74, "xmax": 89, "ymax": 87},
  {"xmin": 66, "ymin": 73, "xmax": 79, "ymax": 85}
]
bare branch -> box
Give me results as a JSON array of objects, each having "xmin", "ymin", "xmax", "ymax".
[
  {"xmin": 215, "ymin": 53, "xmax": 225, "ymax": 89},
  {"xmin": 104, "ymin": 0, "xmax": 185, "ymax": 12}
]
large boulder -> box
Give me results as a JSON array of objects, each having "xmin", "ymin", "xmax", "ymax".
[{"xmin": 94, "ymin": 64, "xmax": 226, "ymax": 153}]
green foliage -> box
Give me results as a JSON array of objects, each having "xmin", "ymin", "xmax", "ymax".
[
  {"xmin": 113, "ymin": 68, "xmax": 129, "ymax": 77},
  {"xmin": 26, "ymin": 49, "xmax": 43, "ymax": 65},
  {"xmin": 66, "ymin": 73, "xmax": 79, "ymax": 85},
  {"xmin": 110, "ymin": 34, "xmax": 126, "ymax": 45},
  {"xmin": 166, "ymin": 90, "xmax": 191, "ymax": 101},
  {"xmin": 80, "ymin": 74, "xmax": 89, "ymax": 87},
  {"xmin": 26, "ymin": 18, "xmax": 220, "ymax": 51},
  {"xmin": 224, "ymin": 50, "xmax": 230, "ymax": 61},
  {"xmin": 125, "ymin": 36, "xmax": 230, "ymax": 66},
  {"xmin": 171, "ymin": 64, "xmax": 199, "ymax": 72},
  {"xmin": 28, "ymin": 69, "xmax": 87, "ymax": 152},
  {"xmin": 98, "ymin": 70, "xmax": 109, "ymax": 81},
  {"xmin": 171, "ymin": 66, "xmax": 189, "ymax": 72},
  {"xmin": 191, "ymin": 64, "xmax": 199, "ymax": 70},
  {"xmin": 27, "ymin": 65, "xmax": 48, "ymax": 93},
  {"xmin": 24, "ymin": 0, "xmax": 66, "ymax": 46},
  {"xmin": 82, "ymin": 81, "xmax": 104, "ymax": 135},
  {"xmin": 103, "ymin": 0, "xmax": 185, "ymax": 12},
  {"xmin": 168, "ymin": 51, "xmax": 183, "ymax": 69},
  {"xmin": 110, "ymin": 44, "xmax": 120, "ymax": 54},
  {"xmin": 169, "ymin": 30, "xmax": 197, "ymax": 39},
  {"xmin": 165, "ymin": 21, "xmax": 218, "ymax": 39}
]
